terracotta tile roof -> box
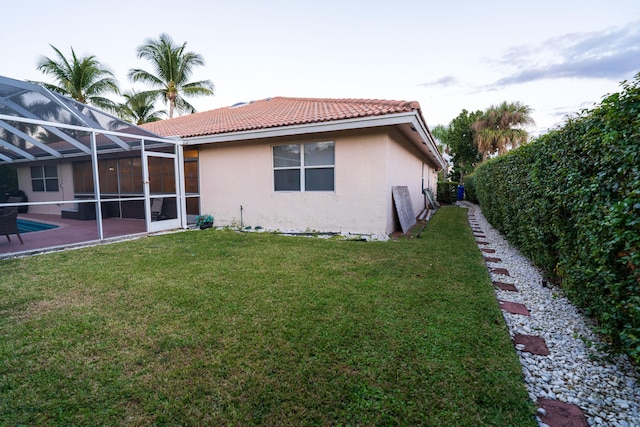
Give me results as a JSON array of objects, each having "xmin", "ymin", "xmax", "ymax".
[{"xmin": 142, "ymin": 96, "xmax": 422, "ymax": 138}]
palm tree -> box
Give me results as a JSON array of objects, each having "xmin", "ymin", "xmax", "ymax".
[
  {"xmin": 116, "ymin": 90, "xmax": 167, "ymax": 125},
  {"xmin": 430, "ymin": 124, "xmax": 450, "ymax": 154},
  {"xmin": 472, "ymin": 101, "xmax": 534, "ymax": 160},
  {"xmin": 35, "ymin": 45, "xmax": 119, "ymax": 112},
  {"xmin": 128, "ymin": 33, "xmax": 215, "ymax": 119}
]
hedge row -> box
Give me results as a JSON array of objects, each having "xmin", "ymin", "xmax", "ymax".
[
  {"xmin": 463, "ymin": 173, "xmax": 478, "ymax": 204},
  {"xmin": 437, "ymin": 182, "xmax": 458, "ymax": 204},
  {"xmin": 474, "ymin": 74, "xmax": 640, "ymax": 363}
]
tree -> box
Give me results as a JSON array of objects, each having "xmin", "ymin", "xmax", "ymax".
[
  {"xmin": 430, "ymin": 124, "xmax": 450, "ymax": 153},
  {"xmin": 128, "ymin": 33, "xmax": 215, "ymax": 119},
  {"xmin": 445, "ymin": 110, "xmax": 483, "ymax": 184},
  {"xmin": 472, "ymin": 101, "xmax": 534, "ymax": 160},
  {"xmin": 430, "ymin": 124, "xmax": 452, "ymax": 179},
  {"xmin": 116, "ymin": 90, "xmax": 167, "ymax": 125},
  {"xmin": 35, "ymin": 45, "xmax": 119, "ymax": 112},
  {"xmin": 0, "ymin": 164, "xmax": 18, "ymax": 194}
]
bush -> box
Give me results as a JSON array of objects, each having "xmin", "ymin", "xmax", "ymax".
[
  {"xmin": 464, "ymin": 173, "xmax": 478, "ymax": 203},
  {"xmin": 475, "ymin": 73, "xmax": 640, "ymax": 363},
  {"xmin": 437, "ymin": 182, "xmax": 458, "ymax": 204}
]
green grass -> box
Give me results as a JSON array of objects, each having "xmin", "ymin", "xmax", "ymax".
[{"xmin": 0, "ymin": 207, "xmax": 535, "ymax": 426}]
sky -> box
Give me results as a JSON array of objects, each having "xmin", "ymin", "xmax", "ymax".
[{"xmin": 2, "ymin": 0, "xmax": 639, "ymax": 136}]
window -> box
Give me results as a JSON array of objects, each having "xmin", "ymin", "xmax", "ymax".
[
  {"xmin": 273, "ymin": 142, "xmax": 334, "ymax": 191},
  {"xmin": 31, "ymin": 165, "xmax": 58, "ymax": 192},
  {"xmin": 73, "ymin": 158, "xmax": 144, "ymax": 194}
]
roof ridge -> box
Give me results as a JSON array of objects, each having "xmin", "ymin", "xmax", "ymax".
[{"xmin": 270, "ymin": 96, "xmax": 420, "ymax": 110}]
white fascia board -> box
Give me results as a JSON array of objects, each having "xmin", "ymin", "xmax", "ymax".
[
  {"xmin": 407, "ymin": 115, "xmax": 447, "ymax": 170},
  {"xmin": 184, "ymin": 113, "xmax": 416, "ymax": 143},
  {"xmin": 184, "ymin": 111, "xmax": 446, "ymax": 168}
]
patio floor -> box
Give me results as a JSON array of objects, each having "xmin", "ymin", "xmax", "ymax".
[{"xmin": 0, "ymin": 213, "xmax": 148, "ymax": 258}]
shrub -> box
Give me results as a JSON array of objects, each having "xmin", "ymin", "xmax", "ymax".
[
  {"xmin": 475, "ymin": 73, "xmax": 640, "ymax": 363},
  {"xmin": 437, "ymin": 181, "xmax": 458, "ymax": 204},
  {"xmin": 464, "ymin": 173, "xmax": 478, "ymax": 203}
]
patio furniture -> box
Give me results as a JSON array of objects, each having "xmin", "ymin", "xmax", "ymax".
[
  {"xmin": 0, "ymin": 208, "xmax": 23, "ymax": 244},
  {"xmin": 151, "ymin": 198, "xmax": 164, "ymax": 221},
  {"xmin": 0, "ymin": 196, "xmax": 24, "ymax": 215},
  {"xmin": 61, "ymin": 199, "xmax": 108, "ymax": 220}
]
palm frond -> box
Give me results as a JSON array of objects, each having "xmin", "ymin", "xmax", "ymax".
[{"xmin": 129, "ymin": 33, "xmax": 214, "ymax": 118}]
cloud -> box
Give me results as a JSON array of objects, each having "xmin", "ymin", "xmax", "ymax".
[
  {"xmin": 419, "ymin": 75, "xmax": 458, "ymax": 88},
  {"xmin": 488, "ymin": 21, "xmax": 640, "ymax": 88}
]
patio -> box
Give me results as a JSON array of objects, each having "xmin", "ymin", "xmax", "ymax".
[
  {"xmin": 0, "ymin": 76, "xmax": 189, "ymax": 256},
  {"xmin": 0, "ymin": 213, "xmax": 148, "ymax": 258}
]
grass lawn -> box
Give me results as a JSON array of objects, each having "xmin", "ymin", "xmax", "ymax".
[{"xmin": 0, "ymin": 206, "xmax": 535, "ymax": 426}]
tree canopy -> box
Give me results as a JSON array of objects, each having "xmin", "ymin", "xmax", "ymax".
[
  {"xmin": 116, "ymin": 90, "xmax": 167, "ymax": 125},
  {"xmin": 472, "ymin": 101, "xmax": 534, "ymax": 160},
  {"xmin": 128, "ymin": 33, "xmax": 215, "ymax": 118},
  {"xmin": 35, "ymin": 45, "xmax": 119, "ymax": 112},
  {"xmin": 443, "ymin": 109, "xmax": 483, "ymax": 184},
  {"xmin": 441, "ymin": 102, "xmax": 534, "ymax": 183}
]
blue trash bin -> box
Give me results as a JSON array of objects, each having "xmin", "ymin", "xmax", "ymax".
[{"xmin": 457, "ymin": 185, "xmax": 464, "ymax": 201}]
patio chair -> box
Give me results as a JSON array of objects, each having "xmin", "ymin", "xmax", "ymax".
[
  {"xmin": 7, "ymin": 196, "xmax": 27, "ymax": 213},
  {"xmin": 151, "ymin": 198, "xmax": 164, "ymax": 221},
  {"xmin": 0, "ymin": 196, "xmax": 22, "ymax": 215},
  {"xmin": 0, "ymin": 208, "xmax": 23, "ymax": 244}
]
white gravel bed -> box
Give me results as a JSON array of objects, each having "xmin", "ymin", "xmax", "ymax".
[{"xmin": 462, "ymin": 202, "xmax": 640, "ymax": 427}]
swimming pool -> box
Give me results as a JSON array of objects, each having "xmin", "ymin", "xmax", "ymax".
[{"xmin": 16, "ymin": 219, "xmax": 59, "ymax": 234}]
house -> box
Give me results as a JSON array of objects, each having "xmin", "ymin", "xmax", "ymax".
[
  {"xmin": 143, "ymin": 97, "xmax": 445, "ymax": 235},
  {"xmin": 1, "ymin": 75, "xmax": 444, "ymax": 243}
]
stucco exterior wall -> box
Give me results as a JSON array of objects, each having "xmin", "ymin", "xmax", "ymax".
[
  {"xmin": 383, "ymin": 130, "xmax": 431, "ymax": 234},
  {"xmin": 198, "ymin": 130, "xmax": 390, "ymax": 234},
  {"xmin": 16, "ymin": 161, "xmax": 73, "ymax": 215},
  {"xmin": 197, "ymin": 128, "xmax": 437, "ymax": 236}
]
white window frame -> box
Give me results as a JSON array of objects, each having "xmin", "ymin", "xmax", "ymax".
[
  {"xmin": 30, "ymin": 164, "xmax": 59, "ymax": 192},
  {"xmin": 273, "ymin": 142, "xmax": 335, "ymax": 192}
]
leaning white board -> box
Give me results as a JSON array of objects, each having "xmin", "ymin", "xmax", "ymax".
[{"xmin": 392, "ymin": 186, "xmax": 416, "ymax": 234}]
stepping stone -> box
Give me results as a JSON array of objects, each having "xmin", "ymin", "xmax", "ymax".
[
  {"xmin": 490, "ymin": 267, "xmax": 510, "ymax": 276},
  {"xmin": 474, "ymin": 233, "xmax": 486, "ymax": 238},
  {"xmin": 493, "ymin": 281, "xmax": 518, "ymax": 292},
  {"xmin": 481, "ymin": 248, "xmax": 496, "ymax": 253},
  {"xmin": 477, "ymin": 241, "xmax": 490, "ymax": 245},
  {"xmin": 484, "ymin": 256, "xmax": 502, "ymax": 263},
  {"xmin": 537, "ymin": 398, "xmax": 589, "ymax": 427},
  {"xmin": 514, "ymin": 334, "xmax": 549, "ymax": 356},
  {"xmin": 498, "ymin": 300, "xmax": 530, "ymax": 316}
]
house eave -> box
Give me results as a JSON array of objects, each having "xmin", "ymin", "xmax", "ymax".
[{"xmin": 182, "ymin": 111, "xmax": 446, "ymax": 170}]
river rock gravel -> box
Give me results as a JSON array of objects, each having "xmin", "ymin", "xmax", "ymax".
[{"xmin": 461, "ymin": 202, "xmax": 640, "ymax": 427}]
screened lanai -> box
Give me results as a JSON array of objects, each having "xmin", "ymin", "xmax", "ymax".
[{"xmin": 0, "ymin": 75, "xmax": 190, "ymax": 256}]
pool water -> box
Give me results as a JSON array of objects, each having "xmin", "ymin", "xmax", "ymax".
[{"xmin": 16, "ymin": 219, "xmax": 59, "ymax": 234}]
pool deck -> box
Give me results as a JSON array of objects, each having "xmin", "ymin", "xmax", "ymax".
[{"xmin": 0, "ymin": 213, "xmax": 148, "ymax": 258}]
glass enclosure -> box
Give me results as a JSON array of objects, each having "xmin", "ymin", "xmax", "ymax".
[{"xmin": 0, "ymin": 76, "xmax": 190, "ymax": 256}]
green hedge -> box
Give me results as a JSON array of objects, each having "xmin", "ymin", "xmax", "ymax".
[
  {"xmin": 437, "ymin": 182, "xmax": 458, "ymax": 204},
  {"xmin": 475, "ymin": 74, "xmax": 640, "ymax": 363},
  {"xmin": 464, "ymin": 173, "xmax": 478, "ymax": 204}
]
